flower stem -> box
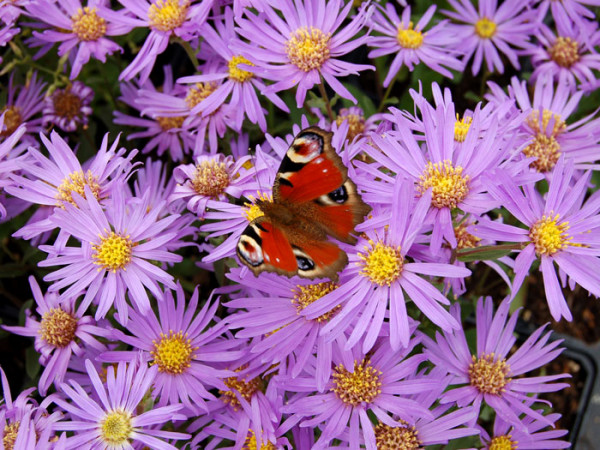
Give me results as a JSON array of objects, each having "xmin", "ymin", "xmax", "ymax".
[{"xmin": 318, "ymin": 78, "xmax": 334, "ymax": 122}]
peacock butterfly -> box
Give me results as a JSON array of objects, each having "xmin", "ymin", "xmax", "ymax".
[{"xmin": 236, "ymin": 126, "xmax": 371, "ymax": 280}]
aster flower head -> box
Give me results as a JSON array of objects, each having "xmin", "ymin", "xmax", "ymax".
[
  {"xmin": 234, "ymin": 0, "xmax": 374, "ymax": 107},
  {"xmin": 423, "ymin": 297, "xmax": 569, "ymax": 430},
  {"xmin": 8, "ymin": 131, "xmax": 137, "ymax": 239},
  {"xmin": 475, "ymin": 157, "xmax": 600, "ymax": 321},
  {"xmin": 302, "ymin": 179, "xmax": 470, "ymax": 352},
  {"xmin": 442, "ymin": 0, "xmax": 539, "ymax": 75},
  {"xmin": 51, "ymin": 356, "xmax": 190, "ymax": 449},
  {"xmin": 38, "ymin": 182, "xmax": 183, "ymax": 324},
  {"xmin": 24, "ymin": 0, "xmax": 125, "ymax": 79},
  {"xmin": 526, "ymin": 16, "xmax": 600, "ymax": 92},
  {"xmin": 368, "ymin": 4, "xmax": 464, "ymax": 85},
  {"xmin": 43, "ymin": 81, "xmax": 93, "ymax": 132},
  {"xmin": 2, "ymin": 276, "xmax": 111, "ymax": 395},
  {"xmin": 1, "ymin": 72, "xmax": 46, "ymax": 142}
]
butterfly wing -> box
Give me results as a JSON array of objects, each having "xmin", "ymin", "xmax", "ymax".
[
  {"xmin": 274, "ymin": 126, "xmax": 371, "ymax": 244},
  {"xmin": 237, "ymin": 215, "xmax": 348, "ymax": 280}
]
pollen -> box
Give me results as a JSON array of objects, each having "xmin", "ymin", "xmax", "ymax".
[
  {"xmin": 332, "ymin": 358, "xmax": 382, "ymax": 406},
  {"xmin": 374, "ymin": 423, "xmax": 421, "ymax": 450},
  {"xmin": 52, "ymin": 86, "xmax": 83, "ymax": 121},
  {"xmin": 71, "ymin": 7, "xmax": 106, "ymax": 41},
  {"xmin": 397, "ymin": 22, "xmax": 424, "ymax": 49},
  {"xmin": 359, "ymin": 240, "xmax": 403, "ymax": 286},
  {"xmin": 522, "ymin": 134, "xmax": 561, "ymax": 172},
  {"xmin": 468, "ymin": 353, "xmax": 511, "ymax": 395},
  {"xmin": 286, "ymin": 26, "xmax": 331, "ymax": 72},
  {"xmin": 454, "ymin": 115, "xmax": 472, "ymax": 142},
  {"xmin": 39, "ymin": 307, "xmax": 78, "ymax": 348},
  {"xmin": 529, "ymin": 213, "xmax": 571, "ymax": 256},
  {"xmin": 3, "ymin": 421, "xmax": 20, "ymax": 450},
  {"xmin": 336, "ymin": 111, "xmax": 366, "ymax": 142},
  {"xmin": 185, "ymin": 82, "xmax": 217, "ymax": 109},
  {"xmin": 292, "ymin": 282, "xmax": 340, "ymax": 322},
  {"xmin": 243, "ymin": 192, "xmax": 273, "ymax": 222},
  {"xmin": 475, "ymin": 17, "xmax": 497, "ymax": 39},
  {"xmin": 56, "ymin": 170, "xmax": 101, "ymax": 208},
  {"xmin": 220, "ymin": 370, "xmax": 263, "ymax": 411},
  {"xmin": 0, "ymin": 106, "xmax": 22, "ymax": 138},
  {"xmin": 417, "ymin": 160, "xmax": 470, "ymax": 209},
  {"xmin": 156, "ymin": 115, "xmax": 184, "ymax": 131},
  {"xmin": 151, "ymin": 330, "xmax": 196, "ymax": 375},
  {"xmin": 92, "ymin": 231, "xmax": 133, "ymax": 272},
  {"xmin": 148, "ymin": 0, "xmax": 188, "ymax": 32},
  {"xmin": 229, "ymin": 55, "xmax": 254, "ymax": 83},
  {"xmin": 548, "ymin": 36, "xmax": 580, "ymax": 68},
  {"xmin": 100, "ymin": 410, "xmax": 133, "ymax": 446},
  {"xmin": 525, "ymin": 109, "xmax": 566, "ymax": 137},
  {"xmin": 455, "ymin": 223, "xmax": 481, "ymax": 250},
  {"xmin": 243, "ymin": 430, "xmax": 277, "ymax": 450},
  {"xmin": 192, "ymin": 159, "xmax": 230, "ymax": 197},
  {"xmin": 489, "ymin": 435, "xmax": 517, "ymax": 450}
]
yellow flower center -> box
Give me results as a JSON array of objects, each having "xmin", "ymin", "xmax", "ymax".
[
  {"xmin": 292, "ymin": 282, "xmax": 339, "ymax": 322},
  {"xmin": 148, "ymin": 0, "xmax": 188, "ymax": 32},
  {"xmin": 529, "ymin": 213, "xmax": 571, "ymax": 256},
  {"xmin": 100, "ymin": 410, "xmax": 133, "ymax": 446},
  {"xmin": 151, "ymin": 330, "xmax": 196, "ymax": 374},
  {"xmin": 3, "ymin": 422, "xmax": 20, "ymax": 450},
  {"xmin": 243, "ymin": 430, "xmax": 277, "ymax": 450},
  {"xmin": 548, "ymin": 36, "xmax": 580, "ymax": 68},
  {"xmin": 40, "ymin": 307, "xmax": 78, "ymax": 348},
  {"xmin": 71, "ymin": 7, "xmax": 106, "ymax": 41},
  {"xmin": 397, "ymin": 22, "xmax": 424, "ymax": 49},
  {"xmin": 55, "ymin": 170, "xmax": 101, "ymax": 208},
  {"xmin": 220, "ymin": 370, "xmax": 263, "ymax": 411},
  {"xmin": 454, "ymin": 115, "xmax": 472, "ymax": 142},
  {"xmin": 285, "ymin": 26, "xmax": 331, "ymax": 72},
  {"xmin": 332, "ymin": 359, "xmax": 382, "ymax": 406},
  {"xmin": 475, "ymin": 17, "xmax": 497, "ymax": 39},
  {"xmin": 336, "ymin": 112, "xmax": 366, "ymax": 141},
  {"xmin": 374, "ymin": 423, "xmax": 421, "ymax": 450},
  {"xmin": 489, "ymin": 435, "xmax": 517, "ymax": 450},
  {"xmin": 417, "ymin": 160, "xmax": 470, "ymax": 209},
  {"xmin": 156, "ymin": 116, "xmax": 184, "ymax": 131},
  {"xmin": 525, "ymin": 109, "xmax": 566, "ymax": 137},
  {"xmin": 53, "ymin": 87, "xmax": 82, "ymax": 121},
  {"xmin": 192, "ymin": 159, "xmax": 230, "ymax": 197},
  {"xmin": 185, "ymin": 82, "xmax": 217, "ymax": 109},
  {"xmin": 454, "ymin": 223, "xmax": 481, "ymax": 250},
  {"xmin": 243, "ymin": 193, "xmax": 272, "ymax": 222},
  {"xmin": 228, "ymin": 55, "xmax": 254, "ymax": 83},
  {"xmin": 0, "ymin": 106, "xmax": 22, "ymax": 138},
  {"xmin": 359, "ymin": 240, "xmax": 403, "ymax": 286},
  {"xmin": 468, "ymin": 353, "xmax": 511, "ymax": 395},
  {"xmin": 522, "ymin": 134, "xmax": 561, "ymax": 172},
  {"xmin": 92, "ymin": 231, "xmax": 133, "ymax": 272}
]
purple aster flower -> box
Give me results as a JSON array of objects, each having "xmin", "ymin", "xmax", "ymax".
[
  {"xmin": 535, "ymin": 0, "xmax": 600, "ymax": 46},
  {"xmin": 478, "ymin": 406, "xmax": 569, "ymax": 449},
  {"xmin": 442, "ymin": 0, "xmax": 539, "ymax": 75},
  {"xmin": 7, "ymin": 131, "xmax": 137, "ymax": 239},
  {"xmin": 525, "ymin": 16, "xmax": 600, "ymax": 92},
  {"xmin": 1, "ymin": 72, "xmax": 46, "ymax": 142},
  {"xmin": 114, "ymin": 67, "xmax": 195, "ymax": 161},
  {"xmin": 423, "ymin": 297, "xmax": 569, "ymax": 430},
  {"xmin": 170, "ymin": 153, "xmax": 255, "ymax": 218},
  {"xmin": 302, "ymin": 180, "xmax": 470, "ymax": 352},
  {"xmin": 279, "ymin": 336, "xmax": 437, "ymax": 449},
  {"xmin": 51, "ymin": 356, "xmax": 190, "ymax": 448},
  {"xmin": 475, "ymin": 157, "xmax": 600, "ymax": 321},
  {"xmin": 105, "ymin": 0, "xmax": 213, "ymax": 82},
  {"xmin": 43, "ymin": 81, "xmax": 93, "ymax": 132},
  {"xmin": 0, "ymin": 114, "xmax": 26, "ymax": 220},
  {"xmin": 38, "ymin": 183, "xmax": 183, "ymax": 323},
  {"xmin": 2, "ymin": 276, "xmax": 111, "ymax": 395},
  {"xmin": 178, "ymin": 7, "xmax": 289, "ymax": 131},
  {"xmin": 24, "ymin": 0, "xmax": 125, "ymax": 79},
  {"xmin": 234, "ymin": 0, "xmax": 374, "ymax": 107},
  {"xmin": 310, "ymin": 106, "xmax": 382, "ymax": 143},
  {"xmin": 99, "ymin": 283, "xmax": 240, "ymax": 414},
  {"xmin": 368, "ymin": 4, "xmax": 464, "ymax": 85}
]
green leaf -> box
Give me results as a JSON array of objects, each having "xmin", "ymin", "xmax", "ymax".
[
  {"xmin": 25, "ymin": 346, "xmax": 41, "ymax": 380},
  {"xmin": 456, "ymin": 244, "xmax": 515, "ymax": 262}
]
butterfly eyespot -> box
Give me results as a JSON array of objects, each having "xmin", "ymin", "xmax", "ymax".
[
  {"xmin": 296, "ymin": 255, "xmax": 315, "ymax": 271},
  {"xmin": 328, "ymin": 185, "xmax": 348, "ymax": 204},
  {"xmin": 237, "ymin": 235, "xmax": 264, "ymax": 267}
]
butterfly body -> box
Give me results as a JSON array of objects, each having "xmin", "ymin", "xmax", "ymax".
[{"xmin": 237, "ymin": 127, "xmax": 370, "ymax": 280}]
